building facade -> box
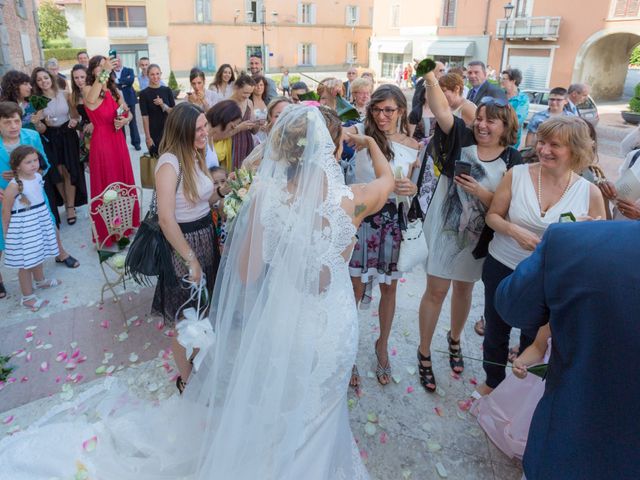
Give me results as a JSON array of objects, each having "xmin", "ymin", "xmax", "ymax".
[
  {"xmin": 58, "ymin": 0, "xmax": 170, "ymax": 74},
  {"xmin": 0, "ymin": 0, "xmax": 42, "ymax": 75},
  {"xmin": 167, "ymin": 0, "xmax": 373, "ymax": 76},
  {"xmin": 369, "ymin": 0, "xmax": 640, "ymax": 100}
]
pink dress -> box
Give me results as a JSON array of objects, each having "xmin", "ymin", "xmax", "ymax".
[
  {"xmin": 472, "ymin": 339, "xmax": 551, "ymax": 459},
  {"xmin": 85, "ymin": 90, "xmax": 140, "ymax": 246}
]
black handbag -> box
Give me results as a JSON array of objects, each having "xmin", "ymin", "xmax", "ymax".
[{"xmin": 125, "ymin": 163, "xmax": 182, "ymax": 286}]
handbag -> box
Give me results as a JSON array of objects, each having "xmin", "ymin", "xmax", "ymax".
[
  {"xmin": 139, "ymin": 153, "xmax": 159, "ymax": 189},
  {"xmin": 125, "ymin": 163, "xmax": 182, "ymax": 286}
]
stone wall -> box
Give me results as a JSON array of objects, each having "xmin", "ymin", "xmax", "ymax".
[{"xmin": 0, "ymin": 0, "xmax": 42, "ymax": 75}]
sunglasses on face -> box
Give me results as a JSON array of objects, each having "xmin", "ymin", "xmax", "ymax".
[
  {"xmin": 478, "ymin": 96, "xmax": 508, "ymax": 107},
  {"xmin": 371, "ymin": 107, "xmax": 398, "ymax": 117}
]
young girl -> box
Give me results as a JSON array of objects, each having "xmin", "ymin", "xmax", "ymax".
[
  {"xmin": 209, "ymin": 166, "xmax": 228, "ymax": 253},
  {"xmin": 2, "ymin": 146, "xmax": 61, "ymax": 311}
]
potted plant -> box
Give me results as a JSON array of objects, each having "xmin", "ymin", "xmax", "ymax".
[
  {"xmin": 168, "ymin": 71, "xmax": 180, "ymax": 99},
  {"xmin": 621, "ymin": 82, "xmax": 640, "ymax": 125}
]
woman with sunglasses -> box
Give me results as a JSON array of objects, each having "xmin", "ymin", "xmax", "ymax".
[
  {"xmin": 344, "ymin": 84, "xmax": 420, "ymax": 387},
  {"xmin": 416, "ymin": 68, "xmax": 522, "ymax": 394}
]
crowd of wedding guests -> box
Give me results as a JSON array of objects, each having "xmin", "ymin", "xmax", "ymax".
[{"xmin": 1, "ymin": 50, "xmax": 639, "ymax": 471}]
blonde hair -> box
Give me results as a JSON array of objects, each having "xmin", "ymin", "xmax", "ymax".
[
  {"xmin": 158, "ymin": 103, "xmax": 210, "ymax": 204},
  {"xmin": 317, "ymin": 78, "xmax": 344, "ymax": 98},
  {"xmin": 536, "ymin": 116, "xmax": 595, "ymax": 171},
  {"xmin": 350, "ymin": 77, "xmax": 373, "ymax": 94}
]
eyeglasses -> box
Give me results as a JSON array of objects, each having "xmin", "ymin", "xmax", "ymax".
[
  {"xmin": 478, "ymin": 96, "xmax": 509, "ymax": 107},
  {"xmin": 371, "ymin": 107, "xmax": 398, "ymax": 117}
]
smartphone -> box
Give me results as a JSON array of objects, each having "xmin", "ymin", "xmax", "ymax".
[
  {"xmin": 454, "ymin": 160, "xmax": 472, "ymax": 177},
  {"xmin": 108, "ymin": 49, "xmax": 117, "ymax": 60}
]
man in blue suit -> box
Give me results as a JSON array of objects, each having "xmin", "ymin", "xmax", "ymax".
[
  {"xmin": 466, "ymin": 60, "xmax": 506, "ymax": 105},
  {"xmin": 496, "ymin": 221, "xmax": 640, "ymax": 480},
  {"xmin": 113, "ymin": 57, "xmax": 141, "ymax": 150}
]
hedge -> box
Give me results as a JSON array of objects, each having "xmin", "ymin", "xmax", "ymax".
[
  {"xmin": 630, "ymin": 45, "xmax": 640, "ymax": 66},
  {"xmin": 43, "ymin": 48, "xmax": 84, "ymax": 61}
]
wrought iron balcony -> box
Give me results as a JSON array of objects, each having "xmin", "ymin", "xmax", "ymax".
[{"xmin": 496, "ymin": 16, "xmax": 561, "ymax": 40}]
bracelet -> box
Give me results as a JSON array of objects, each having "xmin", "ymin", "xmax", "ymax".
[
  {"xmin": 217, "ymin": 186, "xmax": 226, "ymax": 198},
  {"xmin": 98, "ymin": 70, "xmax": 110, "ymax": 84},
  {"xmin": 424, "ymin": 81, "xmax": 439, "ymax": 88}
]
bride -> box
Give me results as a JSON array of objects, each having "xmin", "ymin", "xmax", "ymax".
[{"xmin": 0, "ymin": 105, "xmax": 394, "ymax": 479}]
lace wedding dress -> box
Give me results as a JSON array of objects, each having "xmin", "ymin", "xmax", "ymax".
[{"xmin": 0, "ymin": 106, "xmax": 369, "ymax": 480}]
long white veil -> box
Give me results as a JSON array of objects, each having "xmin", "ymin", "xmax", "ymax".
[{"xmin": 0, "ymin": 105, "xmax": 364, "ymax": 480}]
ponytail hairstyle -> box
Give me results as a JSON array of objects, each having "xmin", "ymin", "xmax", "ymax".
[
  {"xmin": 70, "ymin": 64, "xmax": 88, "ymax": 107},
  {"xmin": 9, "ymin": 145, "xmax": 39, "ymax": 207},
  {"xmin": 86, "ymin": 56, "xmax": 121, "ymax": 103},
  {"xmin": 364, "ymin": 84, "xmax": 410, "ymax": 161}
]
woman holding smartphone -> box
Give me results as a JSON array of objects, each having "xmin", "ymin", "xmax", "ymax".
[
  {"xmin": 82, "ymin": 54, "xmax": 139, "ymax": 246},
  {"xmin": 416, "ymin": 67, "xmax": 521, "ymax": 394}
]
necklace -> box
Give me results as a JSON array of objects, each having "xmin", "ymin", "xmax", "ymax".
[{"xmin": 537, "ymin": 166, "xmax": 573, "ymax": 217}]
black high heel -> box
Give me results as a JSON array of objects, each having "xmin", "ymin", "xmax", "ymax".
[
  {"xmin": 417, "ymin": 348, "xmax": 436, "ymax": 393},
  {"xmin": 447, "ymin": 331, "xmax": 464, "ymax": 374}
]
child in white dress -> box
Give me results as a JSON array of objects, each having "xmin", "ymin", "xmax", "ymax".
[{"xmin": 2, "ymin": 145, "xmax": 60, "ymax": 311}]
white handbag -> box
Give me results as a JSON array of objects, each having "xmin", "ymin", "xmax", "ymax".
[{"xmin": 397, "ymin": 219, "xmax": 429, "ymax": 272}]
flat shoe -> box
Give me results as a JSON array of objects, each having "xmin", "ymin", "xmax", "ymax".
[
  {"xmin": 56, "ymin": 255, "xmax": 80, "ymax": 268},
  {"xmin": 0, "ymin": 282, "xmax": 6, "ymax": 299}
]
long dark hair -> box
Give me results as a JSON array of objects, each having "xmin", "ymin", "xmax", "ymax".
[
  {"xmin": 252, "ymin": 75, "xmax": 268, "ymax": 103},
  {"xmin": 70, "ymin": 64, "xmax": 87, "ymax": 107},
  {"xmin": 86, "ymin": 56, "xmax": 121, "ymax": 103},
  {"xmin": 30, "ymin": 67, "xmax": 58, "ymax": 97},
  {"xmin": 365, "ymin": 84, "xmax": 409, "ymax": 161},
  {"xmin": 211, "ymin": 63, "xmax": 235, "ymax": 91},
  {"xmin": 0, "ymin": 70, "xmax": 31, "ymax": 103}
]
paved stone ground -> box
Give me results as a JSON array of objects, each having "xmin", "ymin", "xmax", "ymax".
[{"xmin": 0, "ymin": 100, "xmax": 628, "ymax": 479}]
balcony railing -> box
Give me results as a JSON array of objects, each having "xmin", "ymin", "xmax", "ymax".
[{"xmin": 496, "ymin": 16, "xmax": 561, "ymax": 40}]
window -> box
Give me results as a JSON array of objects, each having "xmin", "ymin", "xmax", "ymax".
[
  {"xmin": 110, "ymin": 44, "xmax": 149, "ymax": 70},
  {"xmin": 298, "ymin": 43, "xmax": 316, "ymax": 66},
  {"xmin": 515, "ymin": 0, "xmax": 534, "ymax": 17},
  {"xmin": 15, "ymin": 0, "xmax": 28, "ymax": 19},
  {"xmin": 246, "ymin": 0, "xmax": 264, "ymax": 23},
  {"xmin": 198, "ymin": 44, "xmax": 216, "ymax": 71},
  {"xmin": 346, "ymin": 5, "xmax": 359, "ymax": 26},
  {"xmin": 612, "ymin": 0, "xmax": 640, "ymax": 17},
  {"xmin": 298, "ymin": 3, "xmax": 316, "ymax": 24},
  {"xmin": 441, "ymin": 0, "xmax": 457, "ymax": 26},
  {"xmin": 381, "ymin": 53, "xmax": 403, "ymax": 78},
  {"xmin": 390, "ymin": 4, "xmax": 400, "ymax": 27},
  {"xmin": 347, "ymin": 42, "xmax": 358, "ymax": 63},
  {"xmin": 195, "ymin": 0, "xmax": 212, "ymax": 23},
  {"xmin": 107, "ymin": 6, "xmax": 147, "ymax": 28}
]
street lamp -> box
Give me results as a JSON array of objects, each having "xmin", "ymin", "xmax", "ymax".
[
  {"xmin": 247, "ymin": 5, "xmax": 277, "ymax": 71},
  {"xmin": 499, "ymin": 2, "xmax": 515, "ymax": 73}
]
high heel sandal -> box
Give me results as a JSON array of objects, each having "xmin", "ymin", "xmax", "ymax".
[
  {"xmin": 374, "ymin": 340, "xmax": 391, "ymax": 386},
  {"xmin": 447, "ymin": 331, "xmax": 464, "ymax": 374},
  {"xmin": 417, "ymin": 348, "xmax": 436, "ymax": 393},
  {"xmin": 349, "ymin": 365, "xmax": 360, "ymax": 388},
  {"xmin": 66, "ymin": 206, "xmax": 77, "ymax": 225}
]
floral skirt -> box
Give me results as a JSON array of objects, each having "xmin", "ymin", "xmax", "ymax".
[
  {"xmin": 349, "ymin": 200, "xmax": 402, "ymax": 285},
  {"xmin": 152, "ymin": 214, "xmax": 219, "ymax": 326}
]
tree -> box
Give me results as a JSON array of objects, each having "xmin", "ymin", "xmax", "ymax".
[
  {"xmin": 38, "ymin": 0, "xmax": 69, "ymax": 43},
  {"xmin": 630, "ymin": 45, "xmax": 640, "ymax": 66}
]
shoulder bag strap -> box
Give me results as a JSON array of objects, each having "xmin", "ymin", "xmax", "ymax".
[{"xmin": 149, "ymin": 160, "xmax": 183, "ymax": 215}]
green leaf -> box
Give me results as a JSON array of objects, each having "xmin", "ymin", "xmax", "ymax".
[
  {"xmin": 416, "ymin": 58, "xmax": 437, "ymax": 77},
  {"xmin": 336, "ymin": 95, "xmax": 360, "ymax": 122},
  {"xmin": 117, "ymin": 237, "xmax": 130, "ymax": 250},
  {"xmin": 527, "ymin": 363, "xmax": 548, "ymax": 379},
  {"xmin": 298, "ymin": 91, "xmax": 320, "ymax": 102},
  {"xmin": 98, "ymin": 250, "xmax": 117, "ymax": 264},
  {"xmin": 28, "ymin": 95, "xmax": 52, "ymax": 111}
]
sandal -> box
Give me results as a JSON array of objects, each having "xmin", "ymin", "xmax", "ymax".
[
  {"xmin": 34, "ymin": 278, "xmax": 62, "ymax": 289},
  {"xmin": 417, "ymin": 348, "xmax": 436, "ymax": 393},
  {"xmin": 349, "ymin": 365, "xmax": 360, "ymax": 388},
  {"xmin": 66, "ymin": 206, "xmax": 77, "ymax": 225},
  {"xmin": 20, "ymin": 294, "xmax": 49, "ymax": 312},
  {"xmin": 474, "ymin": 316, "xmax": 485, "ymax": 336},
  {"xmin": 447, "ymin": 331, "xmax": 464, "ymax": 374},
  {"xmin": 0, "ymin": 282, "xmax": 6, "ymax": 299},
  {"xmin": 176, "ymin": 376, "xmax": 187, "ymax": 394},
  {"xmin": 55, "ymin": 255, "xmax": 80, "ymax": 268},
  {"xmin": 374, "ymin": 340, "xmax": 391, "ymax": 386}
]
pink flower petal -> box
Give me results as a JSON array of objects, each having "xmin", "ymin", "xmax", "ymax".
[
  {"xmin": 100, "ymin": 320, "xmax": 110, "ymax": 329},
  {"xmin": 76, "ymin": 355, "xmax": 88, "ymax": 364},
  {"xmin": 155, "ymin": 321, "xmax": 164, "ymax": 331},
  {"xmin": 2, "ymin": 415, "xmax": 14, "ymax": 425},
  {"xmin": 56, "ymin": 352, "xmax": 68, "ymax": 362},
  {"xmin": 20, "ymin": 376, "xmax": 28, "ymax": 383},
  {"xmin": 450, "ymin": 372, "xmax": 461, "ymax": 380},
  {"xmin": 82, "ymin": 436, "xmax": 98, "ymax": 452},
  {"xmin": 359, "ymin": 449, "xmax": 369, "ymax": 461},
  {"xmin": 390, "ymin": 347, "xmax": 397, "ymax": 356},
  {"xmin": 40, "ymin": 361, "xmax": 49, "ymax": 372},
  {"xmin": 406, "ymin": 386, "xmax": 414, "ymax": 394},
  {"xmin": 379, "ymin": 431, "xmax": 388, "ymax": 444},
  {"xmin": 434, "ymin": 407, "xmax": 444, "ymax": 417},
  {"xmin": 469, "ymin": 377, "xmax": 478, "ymax": 385},
  {"xmin": 25, "ymin": 331, "xmax": 34, "ymax": 339},
  {"xmin": 71, "ymin": 349, "xmax": 80, "ymax": 359},
  {"xmin": 25, "ymin": 352, "xmax": 32, "ymax": 362},
  {"xmin": 458, "ymin": 399, "xmax": 473, "ymax": 412},
  {"xmin": 65, "ymin": 362, "xmax": 77, "ymax": 370},
  {"xmin": 399, "ymin": 278, "xmax": 406, "ymax": 283},
  {"xmin": 55, "ymin": 376, "xmax": 62, "ymax": 383},
  {"xmin": 7, "ymin": 377, "xmax": 17, "ymax": 384}
]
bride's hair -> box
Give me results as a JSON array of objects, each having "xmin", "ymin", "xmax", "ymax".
[{"xmin": 317, "ymin": 106, "xmax": 342, "ymax": 155}]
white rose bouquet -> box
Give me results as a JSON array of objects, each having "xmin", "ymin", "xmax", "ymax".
[{"xmin": 223, "ymin": 168, "xmax": 254, "ymax": 220}]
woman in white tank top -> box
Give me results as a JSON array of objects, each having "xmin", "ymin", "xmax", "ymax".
[{"xmin": 473, "ymin": 116, "xmax": 606, "ymax": 398}]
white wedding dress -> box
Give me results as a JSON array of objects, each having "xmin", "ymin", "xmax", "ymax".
[{"xmin": 0, "ymin": 106, "xmax": 369, "ymax": 480}]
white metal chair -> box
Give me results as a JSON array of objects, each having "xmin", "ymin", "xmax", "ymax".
[{"xmin": 89, "ymin": 182, "xmax": 143, "ymax": 321}]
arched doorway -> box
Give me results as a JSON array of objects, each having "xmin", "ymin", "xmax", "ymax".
[{"xmin": 574, "ymin": 30, "xmax": 640, "ymax": 100}]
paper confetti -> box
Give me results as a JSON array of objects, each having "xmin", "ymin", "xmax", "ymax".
[
  {"xmin": 40, "ymin": 361, "xmax": 49, "ymax": 372},
  {"xmin": 435, "ymin": 462, "xmax": 448, "ymax": 478},
  {"xmin": 406, "ymin": 386, "xmax": 414, "ymax": 394},
  {"xmin": 379, "ymin": 431, "xmax": 388, "ymax": 444},
  {"xmin": 434, "ymin": 406, "xmax": 444, "ymax": 417},
  {"xmin": 427, "ymin": 440, "xmax": 442, "ymax": 452},
  {"xmin": 364, "ymin": 422, "xmax": 377, "ymax": 436},
  {"xmin": 2, "ymin": 415, "xmax": 14, "ymax": 425},
  {"xmin": 82, "ymin": 436, "xmax": 98, "ymax": 452},
  {"xmin": 117, "ymin": 332, "xmax": 129, "ymax": 342}
]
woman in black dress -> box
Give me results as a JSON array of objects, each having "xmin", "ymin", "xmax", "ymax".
[{"xmin": 139, "ymin": 64, "xmax": 175, "ymax": 156}]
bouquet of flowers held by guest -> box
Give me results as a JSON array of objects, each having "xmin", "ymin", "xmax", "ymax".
[{"xmin": 223, "ymin": 168, "xmax": 254, "ymax": 220}]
